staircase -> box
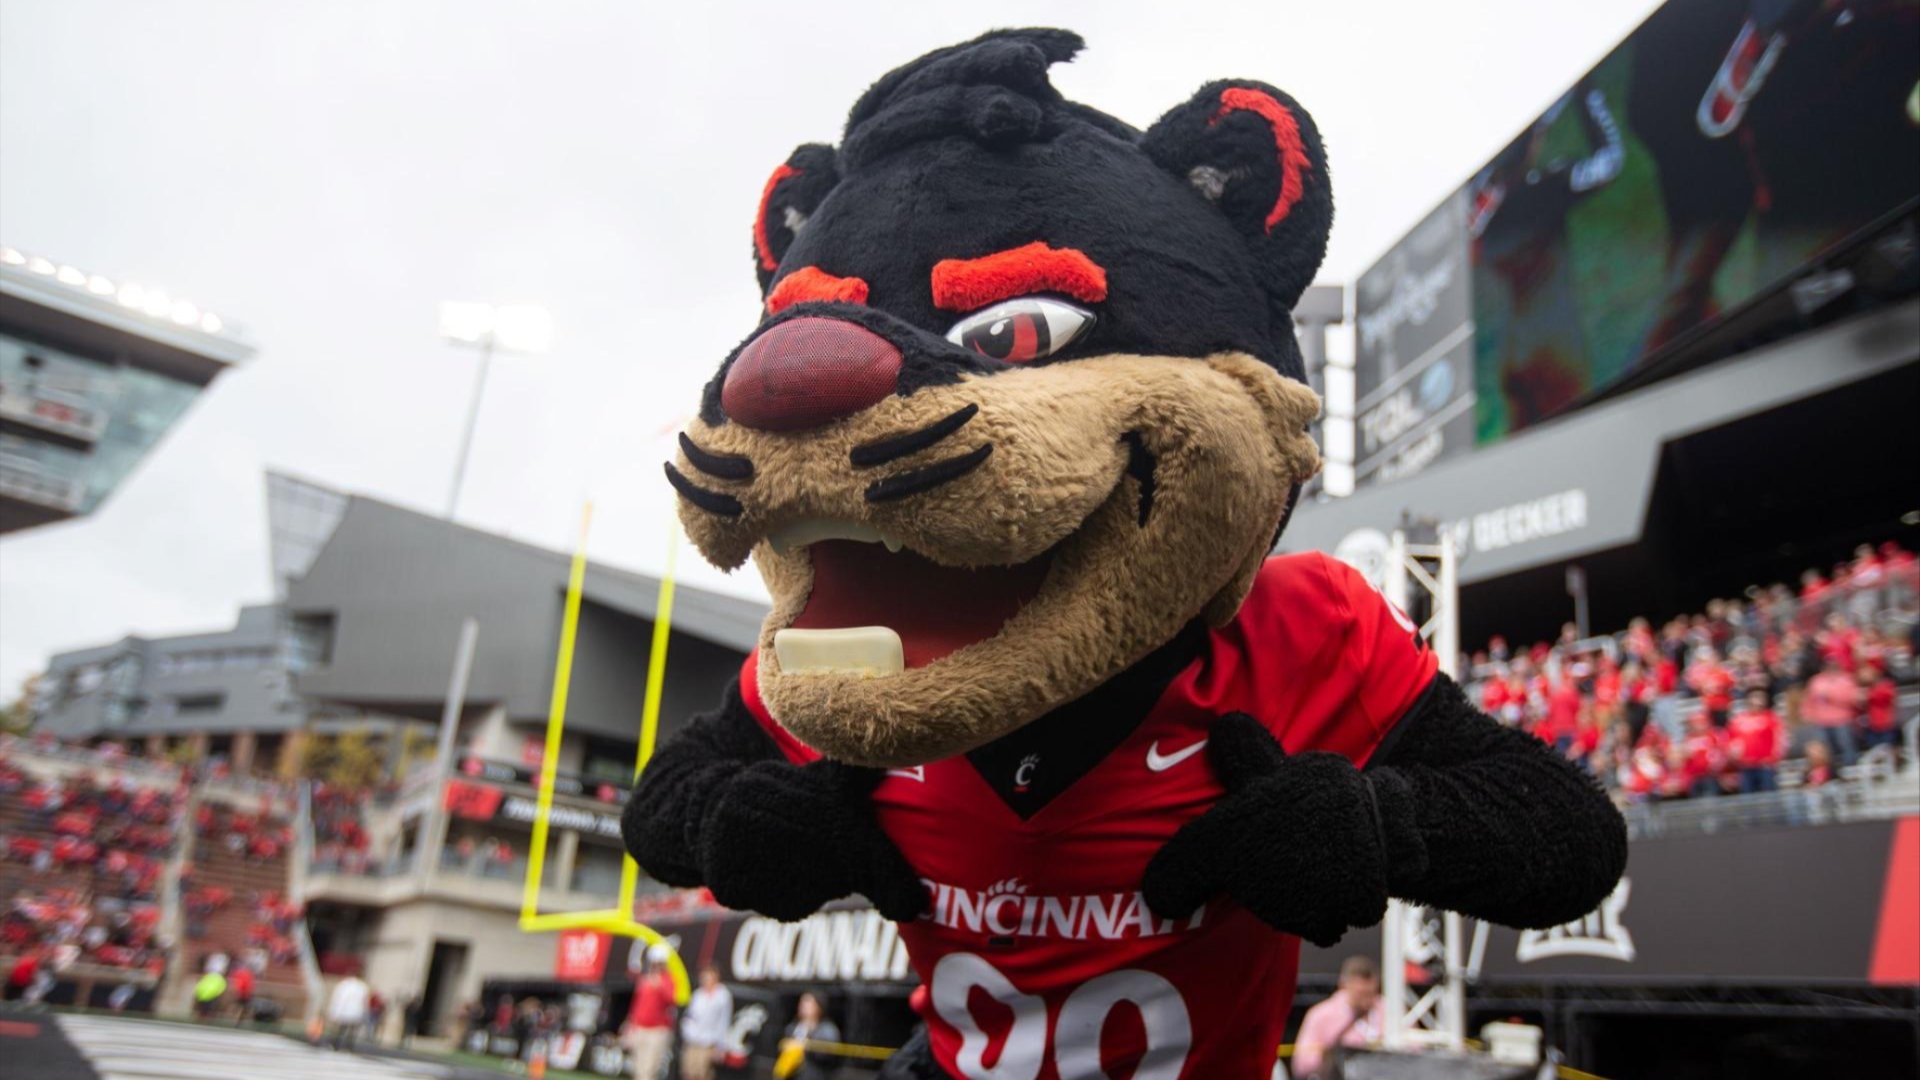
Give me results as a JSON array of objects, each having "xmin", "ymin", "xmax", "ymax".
[{"xmin": 178, "ymin": 807, "xmax": 309, "ymax": 1020}]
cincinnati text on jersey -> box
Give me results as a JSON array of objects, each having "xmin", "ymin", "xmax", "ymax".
[{"xmin": 920, "ymin": 877, "xmax": 1210, "ymax": 941}]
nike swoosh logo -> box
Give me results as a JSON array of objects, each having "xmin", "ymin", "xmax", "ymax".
[{"xmin": 1145, "ymin": 739, "xmax": 1208, "ymax": 772}]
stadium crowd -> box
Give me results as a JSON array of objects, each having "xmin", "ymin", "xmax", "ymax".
[
  {"xmin": 1464, "ymin": 542, "xmax": 1918, "ymax": 802},
  {"xmin": 308, "ymin": 781, "xmax": 375, "ymax": 872},
  {"xmin": 0, "ymin": 761, "xmax": 178, "ymax": 979}
]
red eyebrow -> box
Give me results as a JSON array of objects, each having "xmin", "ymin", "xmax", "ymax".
[
  {"xmin": 766, "ymin": 266, "xmax": 870, "ymax": 315},
  {"xmin": 930, "ymin": 242, "xmax": 1109, "ymax": 312}
]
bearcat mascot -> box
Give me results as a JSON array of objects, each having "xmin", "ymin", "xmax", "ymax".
[{"xmin": 624, "ymin": 28, "xmax": 1627, "ymax": 1079}]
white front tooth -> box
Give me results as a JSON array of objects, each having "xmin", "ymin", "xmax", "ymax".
[
  {"xmin": 766, "ymin": 518, "xmax": 884, "ymax": 555},
  {"xmin": 774, "ymin": 627, "xmax": 905, "ymax": 676},
  {"xmin": 882, "ymin": 534, "xmax": 903, "ymax": 553}
]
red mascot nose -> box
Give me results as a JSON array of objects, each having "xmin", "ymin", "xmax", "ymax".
[{"xmin": 720, "ymin": 317, "xmax": 903, "ymax": 431}]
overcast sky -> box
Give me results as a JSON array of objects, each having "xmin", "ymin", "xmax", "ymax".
[{"xmin": 0, "ymin": 0, "xmax": 1664, "ymax": 694}]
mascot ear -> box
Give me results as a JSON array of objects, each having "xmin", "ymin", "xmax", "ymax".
[
  {"xmin": 1142, "ymin": 81, "xmax": 1332, "ymax": 313},
  {"xmin": 751, "ymin": 143, "xmax": 842, "ymax": 292}
]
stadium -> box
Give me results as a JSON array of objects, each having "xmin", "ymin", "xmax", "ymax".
[{"xmin": 2, "ymin": 2, "xmax": 1917, "ymax": 1080}]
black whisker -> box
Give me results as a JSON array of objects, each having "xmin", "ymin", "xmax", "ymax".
[
  {"xmin": 1120, "ymin": 431, "xmax": 1157, "ymax": 526},
  {"xmin": 850, "ymin": 404, "xmax": 979, "ymax": 469},
  {"xmin": 679, "ymin": 432, "xmax": 755, "ymax": 480},
  {"xmin": 864, "ymin": 443, "xmax": 993, "ymax": 503},
  {"xmin": 664, "ymin": 462, "xmax": 744, "ymax": 517}
]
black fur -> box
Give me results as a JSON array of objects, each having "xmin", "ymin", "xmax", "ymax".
[
  {"xmin": 876, "ymin": 1026, "xmax": 947, "ymax": 1080},
  {"xmin": 707, "ymin": 28, "xmax": 1334, "ymax": 431},
  {"xmin": 1368, "ymin": 675, "xmax": 1631, "ymax": 929},
  {"xmin": 754, "ymin": 144, "xmax": 841, "ymax": 293},
  {"xmin": 1140, "ymin": 713, "xmax": 1391, "ymax": 947},
  {"xmin": 618, "ymin": 682, "xmax": 926, "ymax": 922},
  {"xmin": 1141, "ymin": 675, "xmax": 1628, "ymax": 945}
]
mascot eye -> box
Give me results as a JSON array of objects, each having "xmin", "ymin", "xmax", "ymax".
[{"xmin": 944, "ymin": 297, "xmax": 1094, "ymax": 362}]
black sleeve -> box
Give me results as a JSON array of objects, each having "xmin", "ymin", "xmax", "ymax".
[
  {"xmin": 1366, "ymin": 673, "xmax": 1628, "ymax": 929},
  {"xmin": 619, "ymin": 679, "xmax": 783, "ymax": 887}
]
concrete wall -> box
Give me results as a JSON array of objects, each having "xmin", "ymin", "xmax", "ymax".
[
  {"xmin": 359, "ymin": 898, "xmax": 558, "ymax": 1037},
  {"xmin": 37, "ymin": 604, "xmax": 306, "ymax": 743},
  {"xmin": 287, "ymin": 497, "xmax": 756, "ymax": 750}
]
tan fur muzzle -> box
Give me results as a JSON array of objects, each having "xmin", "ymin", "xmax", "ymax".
[{"xmin": 672, "ymin": 351, "xmax": 1321, "ymax": 766}]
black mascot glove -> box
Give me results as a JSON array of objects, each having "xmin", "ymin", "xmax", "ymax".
[
  {"xmin": 1142, "ymin": 713, "xmax": 1424, "ymax": 947},
  {"xmin": 698, "ymin": 759, "xmax": 928, "ymax": 923}
]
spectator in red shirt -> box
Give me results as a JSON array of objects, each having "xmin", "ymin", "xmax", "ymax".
[
  {"xmin": 1803, "ymin": 739, "xmax": 1836, "ymax": 787},
  {"xmin": 1621, "ymin": 744, "xmax": 1666, "ymax": 801},
  {"xmin": 1727, "ymin": 689, "xmax": 1786, "ymax": 794},
  {"xmin": 1685, "ymin": 647, "xmax": 1736, "ymax": 727},
  {"xmin": 1818, "ymin": 613, "xmax": 1861, "ymax": 674},
  {"xmin": 230, "ymin": 963, "xmax": 255, "ymax": 1023},
  {"xmin": 1860, "ymin": 666, "xmax": 1900, "ymax": 755},
  {"xmin": 1544, "ymin": 675, "xmax": 1583, "ymax": 754},
  {"xmin": 1481, "ymin": 669, "xmax": 1512, "ymax": 717},
  {"xmin": 4, "ymin": 949, "xmax": 42, "ymax": 1002},
  {"xmin": 1680, "ymin": 711, "xmax": 1729, "ymax": 798},
  {"xmin": 1802, "ymin": 658, "xmax": 1863, "ymax": 767}
]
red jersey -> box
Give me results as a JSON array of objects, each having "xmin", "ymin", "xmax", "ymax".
[
  {"xmin": 627, "ymin": 970, "xmax": 675, "ymax": 1029},
  {"xmin": 744, "ymin": 553, "xmax": 1437, "ymax": 1079},
  {"xmin": 1481, "ymin": 678, "xmax": 1511, "ymax": 713},
  {"xmin": 1866, "ymin": 679, "xmax": 1897, "ymax": 732},
  {"xmin": 1545, "ymin": 680, "xmax": 1582, "ymax": 741},
  {"xmin": 1686, "ymin": 663, "xmax": 1735, "ymax": 713},
  {"xmin": 1681, "ymin": 727, "xmax": 1728, "ymax": 784},
  {"xmin": 1726, "ymin": 709, "xmax": 1784, "ymax": 767}
]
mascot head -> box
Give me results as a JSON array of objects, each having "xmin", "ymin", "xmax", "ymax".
[{"xmin": 668, "ymin": 29, "xmax": 1328, "ymax": 765}]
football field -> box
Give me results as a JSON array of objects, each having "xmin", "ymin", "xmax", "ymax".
[{"xmin": 5, "ymin": 1012, "xmax": 466, "ymax": 1080}]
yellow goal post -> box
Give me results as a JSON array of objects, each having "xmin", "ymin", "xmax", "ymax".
[{"xmin": 518, "ymin": 502, "xmax": 690, "ymax": 1004}]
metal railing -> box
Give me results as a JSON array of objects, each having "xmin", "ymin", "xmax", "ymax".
[
  {"xmin": 289, "ymin": 780, "xmax": 324, "ymax": 1024},
  {"xmin": 1622, "ymin": 721, "xmax": 1919, "ymax": 839}
]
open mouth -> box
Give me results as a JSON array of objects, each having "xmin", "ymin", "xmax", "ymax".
[{"xmin": 773, "ymin": 536, "xmax": 1054, "ymax": 676}]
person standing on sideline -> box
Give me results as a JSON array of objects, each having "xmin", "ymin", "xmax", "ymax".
[
  {"xmin": 192, "ymin": 966, "xmax": 227, "ymax": 1020},
  {"xmin": 229, "ymin": 962, "xmax": 255, "ymax": 1025},
  {"xmin": 1292, "ymin": 956, "xmax": 1385, "ymax": 1079},
  {"xmin": 326, "ymin": 972, "xmax": 372, "ymax": 1052},
  {"xmin": 401, "ymin": 994, "xmax": 423, "ymax": 1048},
  {"xmin": 777, "ymin": 992, "xmax": 841, "ymax": 1080},
  {"xmin": 623, "ymin": 945, "xmax": 676, "ymax": 1080},
  {"xmin": 678, "ymin": 965, "xmax": 732, "ymax": 1080}
]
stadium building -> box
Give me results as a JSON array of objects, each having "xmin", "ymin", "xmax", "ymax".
[
  {"xmin": 277, "ymin": 484, "xmax": 759, "ymax": 1040},
  {"xmin": 22, "ymin": 472, "xmax": 764, "ymax": 1042},
  {"xmin": 0, "ymin": 245, "xmax": 250, "ymax": 533},
  {"xmin": 33, "ymin": 603, "xmax": 313, "ymax": 776}
]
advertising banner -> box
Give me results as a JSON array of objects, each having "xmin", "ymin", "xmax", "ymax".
[
  {"xmin": 1348, "ymin": 0, "xmax": 1919, "ymax": 464},
  {"xmin": 555, "ymin": 929, "xmax": 613, "ymax": 983},
  {"xmin": 442, "ymin": 776, "xmax": 623, "ymax": 838},
  {"xmin": 1302, "ymin": 816, "xmax": 1920, "ymax": 985},
  {"xmin": 1353, "ymin": 190, "xmax": 1476, "ymax": 487}
]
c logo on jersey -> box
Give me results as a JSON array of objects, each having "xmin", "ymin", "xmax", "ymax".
[{"xmin": 1014, "ymin": 754, "xmax": 1039, "ymax": 792}]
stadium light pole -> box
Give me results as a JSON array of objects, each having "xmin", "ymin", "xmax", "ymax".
[{"xmin": 437, "ymin": 301, "xmax": 552, "ymax": 519}]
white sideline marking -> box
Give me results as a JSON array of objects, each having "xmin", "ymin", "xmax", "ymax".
[{"xmin": 56, "ymin": 1015, "xmax": 454, "ymax": 1080}]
